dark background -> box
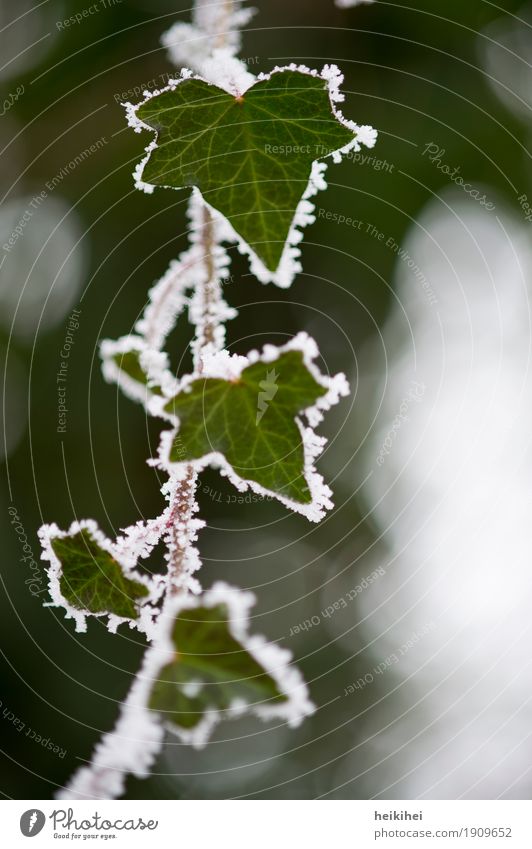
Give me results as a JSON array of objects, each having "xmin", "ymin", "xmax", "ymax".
[{"xmin": 0, "ymin": 0, "xmax": 529, "ymax": 799}]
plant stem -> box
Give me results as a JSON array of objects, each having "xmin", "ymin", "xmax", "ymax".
[{"xmin": 164, "ymin": 466, "xmax": 198, "ymax": 596}]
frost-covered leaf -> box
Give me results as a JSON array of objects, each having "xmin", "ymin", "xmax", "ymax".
[
  {"xmin": 60, "ymin": 583, "xmax": 315, "ymax": 797},
  {"xmin": 111, "ymin": 350, "xmax": 163, "ymax": 395},
  {"xmin": 50, "ymin": 529, "xmax": 149, "ymax": 617},
  {"xmin": 150, "ymin": 604, "xmax": 284, "ymax": 729},
  {"xmin": 100, "ymin": 336, "xmax": 177, "ymax": 406},
  {"xmin": 148, "ymin": 583, "xmax": 315, "ymax": 746},
  {"xmin": 39, "ymin": 521, "xmax": 158, "ymax": 633},
  {"xmin": 164, "ymin": 351, "xmax": 325, "ymax": 503},
  {"xmin": 129, "ymin": 68, "xmax": 358, "ymax": 274}
]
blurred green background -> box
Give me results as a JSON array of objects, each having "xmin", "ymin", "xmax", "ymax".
[{"xmin": 1, "ymin": 0, "xmax": 530, "ymax": 799}]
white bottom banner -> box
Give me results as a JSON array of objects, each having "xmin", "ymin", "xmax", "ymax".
[{"xmin": 3, "ymin": 800, "xmax": 532, "ymax": 848}]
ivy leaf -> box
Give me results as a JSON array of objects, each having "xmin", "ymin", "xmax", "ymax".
[
  {"xmin": 163, "ymin": 350, "xmax": 327, "ymax": 503},
  {"xmin": 149, "ymin": 602, "xmax": 286, "ymax": 734},
  {"xmin": 133, "ymin": 69, "xmax": 355, "ymax": 272},
  {"xmin": 147, "ymin": 583, "xmax": 314, "ymax": 745},
  {"xmin": 49, "ymin": 527, "xmax": 150, "ymax": 619},
  {"xmin": 111, "ymin": 350, "xmax": 163, "ymax": 396}
]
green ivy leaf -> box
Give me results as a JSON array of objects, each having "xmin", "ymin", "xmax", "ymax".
[
  {"xmin": 134, "ymin": 70, "xmax": 354, "ymax": 272},
  {"xmin": 112, "ymin": 350, "xmax": 163, "ymax": 395},
  {"xmin": 149, "ymin": 602, "xmax": 286, "ymax": 733},
  {"xmin": 50, "ymin": 529, "xmax": 149, "ymax": 619},
  {"xmin": 164, "ymin": 350, "xmax": 327, "ymax": 503}
]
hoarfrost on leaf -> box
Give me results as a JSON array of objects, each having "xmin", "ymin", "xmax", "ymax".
[{"xmin": 59, "ymin": 581, "xmax": 314, "ymax": 798}]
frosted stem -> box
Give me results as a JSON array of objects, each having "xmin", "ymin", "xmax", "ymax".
[
  {"xmin": 59, "ymin": 0, "xmax": 242, "ymax": 802},
  {"xmin": 214, "ymin": 0, "xmax": 236, "ymax": 48},
  {"xmin": 197, "ymin": 206, "xmax": 218, "ymax": 357}
]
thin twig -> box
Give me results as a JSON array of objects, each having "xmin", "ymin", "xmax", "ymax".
[{"xmin": 165, "ymin": 466, "xmax": 198, "ymax": 595}]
